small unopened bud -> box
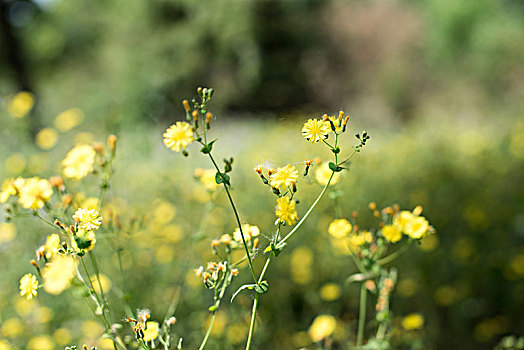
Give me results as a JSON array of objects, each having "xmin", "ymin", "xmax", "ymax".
[
  {"xmin": 93, "ymin": 142, "xmax": 104, "ymax": 154},
  {"xmin": 231, "ymin": 268, "xmax": 239, "ymax": 276},
  {"xmin": 195, "ymin": 266, "xmax": 204, "ymax": 277},
  {"xmin": 368, "ymin": 202, "xmax": 377, "ymax": 211},
  {"xmin": 30, "ymin": 259, "xmax": 40, "ymax": 273},
  {"xmin": 374, "ymin": 210, "xmax": 380, "ymax": 218},
  {"xmin": 107, "ymin": 134, "xmax": 117, "ymax": 151},
  {"xmin": 54, "ymin": 219, "xmax": 64, "ymax": 229},
  {"xmin": 220, "ymin": 234, "xmax": 232, "ymax": 245},
  {"xmin": 365, "ymin": 280, "xmax": 376, "ymax": 292},
  {"xmin": 62, "ymin": 194, "xmax": 72, "ymax": 206},
  {"xmin": 352, "ymin": 211, "xmax": 358, "ymax": 219},
  {"xmin": 49, "ymin": 176, "xmax": 64, "ymax": 191},
  {"xmin": 197, "ymin": 87, "xmax": 203, "ymax": 96},
  {"xmin": 267, "ymin": 167, "xmax": 275, "ymax": 176},
  {"xmin": 413, "ymin": 205, "xmax": 423, "ymax": 216},
  {"xmin": 338, "ymin": 111, "xmax": 344, "ymax": 120},
  {"xmin": 166, "ymin": 317, "xmax": 177, "ymax": 326},
  {"xmin": 322, "ymin": 113, "xmax": 329, "ymax": 121},
  {"xmin": 182, "ymin": 99, "xmax": 190, "ymax": 112},
  {"xmin": 192, "ymin": 110, "xmax": 198, "ymax": 121},
  {"xmin": 254, "ymin": 165, "xmax": 263, "ymax": 174},
  {"xmin": 353, "ymin": 225, "xmax": 359, "ymax": 233},
  {"xmin": 36, "ymin": 246, "xmax": 45, "ymax": 261},
  {"xmin": 211, "ymin": 239, "xmax": 220, "ymax": 248},
  {"xmin": 393, "ymin": 204, "xmax": 400, "ymax": 213},
  {"xmin": 253, "ymin": 238, "xmax": 259, "ymax": 249},
  {"xmin": 205, "ymin": 112, "xmax": 212, "ymax": 124},
  {"xmin": 292, "ymin": 181, "xmax": 297, "ymax": 193}
]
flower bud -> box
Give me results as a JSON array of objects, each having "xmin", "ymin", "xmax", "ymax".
[{"xmin": 182, "ymin": 99, "xmax": 190, "ymax": 112}]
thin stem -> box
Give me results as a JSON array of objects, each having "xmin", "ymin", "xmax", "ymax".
[
  {"xmin": 246, "ymin": 294, "xmax": 259, "ymax": 350},
  {"xmin": 80, "ymin": 256, "xmax": 111, "ymax": 328},
  {"xmin": 207, "ymin": 152, "xmax": 258, "ymax": 283},
  {"xmin": 377, "ymin": 241, "xmax": 411, "ymax": 265},
  {"xmin": 276, "ymin": 171, "xmax": 335, "ymax": 249},
  {"xmin": 357, "ymin": 283, "xmax": 367, "ymax": 347},
  {"xmin": 33, "ymin": 211, "xmax": 57, "ymax": 229},
  {"xmin": 198, "ymin": 311, "xmax": 217, "ymax": 350}
]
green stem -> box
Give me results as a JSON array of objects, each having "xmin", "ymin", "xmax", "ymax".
[
  {"xmin": 246, "ymin": 294, "xmax": 260, "ymax": 350},
  {"xmin": 377, "ymin": 241, "xmax": 412, "ymax": 265},
  {"xmin": 198, "ymin": 311, "xmax": 217, "ymax": 350},
  {"xmin": 207, "ymin": 152, "xmax": 258, "ymax": 283},
  {"xmin": 357, "ymin": 283, "xmax": 367, "ymax": 347},
  {"xmin": 80, "ymin": 256, "xmax": 111, "ymax": 329},
  {"xmin": 33, "ymin": 211, "xmax": 57, "ymax": 229},
  {"xmin": 89, "ymin": 251, "xmax": 112, "ymax": 327}
]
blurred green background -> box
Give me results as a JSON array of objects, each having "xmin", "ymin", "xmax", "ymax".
[{"xmin": 1, "ymin": 0, "xmax": 523, "ymax": 349}]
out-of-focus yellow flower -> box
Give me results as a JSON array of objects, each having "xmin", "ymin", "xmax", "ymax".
[
  {"xmin": 401, "ymin": 313, "xmax": 424, "ymax": 330},
  {"xmin": 35, "ymin": 128, "xmax": 58, "ymax": 150},
  {"xmin": 152, "ymin": 199, "xmax": 176, "ymax": 225},
  {"xmin": 4, "ymin": 154, "xmax": 26, "ymax": 175},
  {"xmin": 0, "ymin": 339, "xmax": 12, "ymax": 350},
  {"xmin": 420, "ymin": 234, "xmax": 439, "ymax": 251},
  {"xmin": 82, "ymin": 320, "xmax": 103, "ymax": 337},
  {"xmin": 72, "ymin": 228, "xmax": 96, "ymax": 251},
  {"xmin": 269, "ymin": 164, "xmax": 299, "ymax": 189},
  {"xmin": 14, "ymin": 297, "xmax": 36, "ymax": 317},
  {"xmin": 143, "ymin": 321, "xmax": 159, "ymax": 341},
  {"xmin": 394, "ymin": 211, "xmax": 429, "ymax": 239},
  {"xmin": 62, "ymin": 144, "xmax": 96, "ymax": 180},
  {"xmin": 198, "ymin": 169, "xmax": 219, "ymax": 190},
  {"xmin": 302, "ymin": 118, "xmax": 330, "ymax": 143},
  {"xmin": 233, "ymin": 224, "xmax": 260, "ymax": 242},
  {"xmin": 434, "ymin": 285, "xmax": 458, "ymax": 306},
  {"xmin": 19, "ymin": 274, "xmax": 38, "ymax": 300},
  {"xmin": 226, "ymin": 323, "xmax": 246, "ymax": 345},
  {"xmin": 381, "ymin": 224, "xmax": 402, "ymax": 243},
  {"xmin": 53, "ymin": 328, "xmax": 71, "ymax": 346},
  {"xmin": 328, "ymin": 219, "xmax": 352, "ymax": 239},
  {"xmin": 291, "ymin": 247, "xmax": 313, "ymax": 284},
  {"xmin": 308, "ymin": 315, "xmax": 337, "ymax": 342},
  {"xmin": 54, "ymin": 108, "xmax": 84, "ymax": 132},
  {"xmin": 163, "ymin": 122, "xmax": 194, "ymax": 152},
  {"xmin": 73, "ymin": 207, "xmax": 103, "ymax": 231},
  {"xmin": 155, "ymin": 245, "xmax": 174, "ymax": 264},
  {"xmin": 7, "ymin": 91, "xmax": 34, "ymax": 118},
  {"xmin": 42, "ymin": 255, "xmax": 76, "ymax": 295},
  {"xmin": 36, "ymin": 306, "xmax": 53, "ymax": 323},
  {"xmin": 275, "ymin": 196, "xmax": 299, "ymax": 226},
  {"xmin": 315, "ymin": 162, "xmax": 340, "ymax": 186},
  {"xmin": 320, "ymin": 283, "xmax": 341, "ymax": 301},
  {"xmin": 1, "ymin": 318, "xmax": 23, "ymax": 337},
  {"xmin": 27, "ymin": 335, "xmax": 54, "ymax": 350},
  {"xmin": 44, "ymin": 234, "xmax": 60, "ymax": 259},
  {"xmin": 90, "ymin": 273, "xmax": 112, "ymax": 294},
  {"xmin": 82, "ymin": 197, "xmax": 99, "ymax": 210},
  {"xmin": 18, "ymin": 177, "xmax": 53, "ymax": 209},
  {"xmin": 0, "ymin": 222, "xmax": 16, "ymax": 243},
  {"xmin": 99, "ymin": 338, "xmax": 116, "ymax": 350},
  {"xmin": 349, "ymin": 231, "xmax": 372, "ymax": 246},
  {"xmin": 0, "ymin": 177, "xmax": 25, "ymax": 203},
  {"xmin": 397, "ymin": 278, "xmax": 418, "ymax": 297},
  {"xmin": 74, "ymin": 132, "xmax": 94, "ymax": 144}
]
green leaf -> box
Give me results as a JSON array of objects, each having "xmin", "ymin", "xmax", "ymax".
[
  {"xmin": 215, "ymin": 172, "xmax": 230, "ymax": 186},
  {"xmin": 231, "ymin": 283, "xmax": 257, "ymax": 303},
  {"xmin": 200, "ymin": 140, "xmax": 216, "ymax": 154},
  {"xmin": 331, "ymin": 147, "xmax": 340, "ymax": 154},
  {"xmin": 328, "ymin": 162, "xmax": 345, "ymax": 172}
]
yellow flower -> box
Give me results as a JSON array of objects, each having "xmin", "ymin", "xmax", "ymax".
[
  {"xmin": 27, "ymin": 335, "xmax": 54, "ymax": 350},
  {"xmin": 275, "ymin": 196, "xmax": 299, "ymax": 226},
  {"xmin": 233, "ymin": 224, "xmax": 260, "ymax": 242},
  {"xmin": 35, "ymin": 128, "xmax": 58, "ymax": 150},
  {"xmin": 44, "ymin": 234, "xmax": 61, "ymax": 259},
  {"xmin": 42, "ymin": 255, "xmax": 76, "ymax": 295},
  {"xmin": 143, "ymin": 321, "xmax": 159, "ymax": 341},
  {"xmin": 308, "ymin": 315, "xmax": 336, "ymax": 342},
  {"xmin": 0, "ymin": 222, "xmax": 16, "ymax": 243},
  {"xmin": 18, "ymin": 177, "xmax": 53, "ymax": 209},
  {"xmin": 328, "ymin": 116, "xmax": 343, "ymax": 133},
  {"xmin": 0, "ymin": 339, "xmax": 12, "ymax": 350},
  {"xmin": 62, "ymin": 144, "xmax": 96, "ymax": 180},
  {"xmin": 269, "ymin": 165, "xmax": 299, "ymax": 189},
  {"xmin": 7, "ymin": 91, "xmax": 34, "ymax": 118},
  {"xmin": 315, "ymin": 162, "xmax": 340, "ymax": 186},
  {"xmin": 328, "ymin": 219, "xmax": 352, "ymax": 239},
  {"xmin": 198, "ymin": 169, "xmax": 219, "ymax": 190},
  {"xmin": 19, "ymin": 274, "xmax": 38, "ymax": 300},
  {"xmin": 394, "ymin": 211, "xmax": 429, "ymax": 239},
  {"xmin": 0, "ymin": 177, "xmax": 25, "ymax": 203},
  {"xmin": 163, "ymin": 122, "xmax": 194, "ymax": 152},
  {"xmin": 381, "ymin": 224, "xmax": 402, "ymax": 243},
  {"xmin": 349, "ymin": 231, "xmax": 372, "ymax": 246},
  {"xmin": 54, "ymin": 108, "xmax": 84, "ymax": 132},
  {"xmin": 302, "ymin": 118, "xmax": 331, "ymax": 143},
  {"xmin": 73, "ymin": 207, "xmax": 103, "ymax": 230},
  {"xmin": 401, "ymin": 313, "xmax": 424, "ymax": 330},
  {"xmin": 72, "ymin": 228, "xmax": 97, "ymax": 251}
]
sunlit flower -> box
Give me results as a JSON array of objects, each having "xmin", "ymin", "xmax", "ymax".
[
  {"xmin": 0, "ymin": 177, "xmax": 25, "ymax": 203},
  {"xmin": 73, "ymin": 207, "xmax": 102, "ymax": 231},
  {"xmin": 349, "ymin": 231, "xmax": 373, "ymax": 246},
  {"xmin": 328, "ymin": 219, "xmax": 352, "ymax": 239},
  {"xmin": 315, "ymin": 162, "xmax": 340, "ymax": 186},
  {"xmin": 19, "ymin": 273, "xmax": 38, "ymax": 300},
  {"xmin": 302, "ymin": 118, "xmax": 331, "ymax": 143},
  {"xmin": 402, "ymin": 313, "xmax": 424, "ymax": 330},
  {"xmin": 42, "ymin": 255, "xmax": 76, "ymax": 295},
  {"xmin": 269, "ymin": 165, "xmax": 299, "ymax": 189},
  {"xmin": 163, "ymin": 122, "xmax": 194, "ymax": 152},
  {"xmin": 44, "ymin": 234, "xmax": 61, "ymax": 259},
  {"xmin": 233, "ymin": 224, "xmax": 260, "ymax": 242},
  {"xmin": 62, "ymin": 144, "xmax": 96, "ymax": 180},
  {"xmin": 35, "ymin": 128, "xmax": 58, "ymax": 150},
  {"xmin": 308, "ymin": 315, "xmax": 337, "ymax": 342},
  {"xmin": 7, "ymin": 91, "xmax": 34, "ymax": 118},
  {"xmin": 143, "ymin": 321, "xmax": 159, "ymax": 341},
  {"xmin": 18, "ymin": 177, "xmax": 53, "ymax": 209},
  {"xmin": 275, "ymin": 196, "xmax": 299, "ymax": 226},
  {"xmin": 394, "ymin": 211, "xmax": 429, "ymax": 239},
  {"xmin": 381, "ymin": 224, "xmax": 402, "ymax": 243}
]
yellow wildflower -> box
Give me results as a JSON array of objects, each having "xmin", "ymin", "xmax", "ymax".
[
  {"xmin": 381, "ymin": 224, "xmax": 402, "ymax": 243},
  {"xmin": 349, "ymin": 231, "xmax": 373, "ymax": 246},
  {"xmin": 163, "ymin": 121, "xmax": 194, "ymax": 152},
  {"xmin": 19, "ymin": 274, "xmax": 38, "ymax": 300},
  {"xmin": 275, "ymin": 196, "xmax": 299, "ymax": 226},
  {"xmin": 73, "ymin": 207, "xmax": 103, "ymax": 231},
  {"xmin": 143, "ymin": 321, "xmax": 159, "ymax": 341},
  {"xmin": 62, "ymin": 144, "xmax": 96, "ymax": 180},
  {"xmin": 7, "ymin": 91, "xmax": 34, "ymax": 118},
  {"xmin": 71, "ymin": 228, "xmax": 97, "ymax": 251},
  {"xmin": 302, "ymin": 118, "xmax": 331, "ymax": 143},
  {"xmin": 44, "ymin": 234, "xmax": 60, "ymax": 259},
  {"xmin": 315, "ymin": 162, "xmax": 340, "ymax": 186},
  {"xmin": 27, "ymin": 335, "xmax": 54, "ymax": 350},
  {"xmin": 233, "ymin": 224, "xmax": 260, "ymax": 242},
  {"xmin": 42, "ymin": 254, "xmax": 76, "ymax": 295},
  {"xmin": 328, "ymin": 115, "xmax": 343, "ymax": 133},
  {"xmin": 35, "ymin": 128, "xmax": 58, "ymax": 150},
  {"xmin": 402, "ymin": 313, "xmax": 424, "ymax": 330},
  {"xmin": 394, "ymin": 211, "xmax": 429, "ymax": 239},
  {"xmin": 0, "ymin": 222, "xmax": 16, "ymax": 243},
  {"xmin": 269, "ymin": 165, "xmax": 299, "ymax": 189},
  {"xmin": 0, "ymin": 177, "xmax": 25, "ymax": 203},
  {"xmin": 198, "ymin": 169, "xmax": 219, "ymax": 190},
  {"xmin": 328, "ymin": 219, "xmax": 352, "ymax": 239},
  {"xmin": 0, "ymin": 339, "xmax": 12, "ymax": 350},
  {"xmin": 308, "ymin": 315, "xmax": 337, "ymax": 342},
  {"xmin": 54, "ymin": 108, "xmax": 84, "ymax": 132},
  {"xmin": 18, "ymin": 177, "xmax": 53, "ymax": 209}
]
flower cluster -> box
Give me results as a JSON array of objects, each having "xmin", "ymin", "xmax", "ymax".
[{"xmin": 0, "ymin": 177, "xmax": 53, "ymax": 209}]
